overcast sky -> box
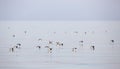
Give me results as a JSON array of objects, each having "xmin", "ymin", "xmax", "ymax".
[{"xmin": 0, "ymin": 0, "xmax": 120, "ymax": 21}]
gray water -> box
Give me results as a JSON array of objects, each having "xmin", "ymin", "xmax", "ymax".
[{"xmin": 0, "ymin": 21, "xmax": 120, "ymax": 69}]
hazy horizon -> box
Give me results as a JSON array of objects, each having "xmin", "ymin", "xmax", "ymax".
[{"xmin": 0, "ymin": 0, "xmax": 120, "ymax": 21}]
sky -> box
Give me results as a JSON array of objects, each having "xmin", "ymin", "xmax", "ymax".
[{"xmin": 0, "ymin": 0, "xmax": 120, "ymax": 21}]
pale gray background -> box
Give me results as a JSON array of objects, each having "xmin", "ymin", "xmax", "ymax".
[{"xmin": 0, "ymin": 0, "xmax": 120, "ymax": 20}]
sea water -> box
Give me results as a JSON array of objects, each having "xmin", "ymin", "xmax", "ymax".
[{"xmin": 0, "ymin": 21, "xmax": 120, "ymax": 69}]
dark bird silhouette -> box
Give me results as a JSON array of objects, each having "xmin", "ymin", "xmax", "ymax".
[
  {"xmin": 49, "ymin": 41, "xmax": 53, "ymax": 44},
  {"xmin": 79, "ymin": 40, "xmax": 84, "ymax": 46},
  {"xmin": 36, "ymin": 46, "xmax": 41, "ymax": 49},
  {"xmin": 72, "ymin": 47, "xmax": 77, "ymax": 52},
  {"xmin": 111, "ymin": 40, "xmax": 114, "ymax": 43},
  {"xmin": 9, "ymin": 48, "xmax": 14, "ymax": 52},
  {"xmin": 48, "ymin": 48, "xmax": 52, "ymax": 53},
  {"xmin": 38, "ymin": 38, "xmax": 42, "ymax": 41},
  {"xmin": 91, "ymin": 46, "xmax": 95, "ymax": 51},
  {"xmin": 17, "ymin": 43, "xmax": 21, "ymax": 46},
  {"xmin": 13, "ymin": 35, "xmax": 15, "ymax": 37}
]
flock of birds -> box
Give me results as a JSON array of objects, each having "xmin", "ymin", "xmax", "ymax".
[{"xmin": 9, "ymin": 29, "xmax": 115, "ymax": 54}]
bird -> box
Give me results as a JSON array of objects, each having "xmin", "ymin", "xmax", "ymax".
[
  {"xmin": 111, "ymin": 40, "xmax": 114, "ymax": 43},
  {"xmin": 79, "ymin": 40, "xmax": 84, "ymax": 46},
  {"xmin": 60, "ymin": 43, "xmax": 63, "ymax": 46},
  {"xmin": 72, "ymin": 47, "xmax": 77, "ymax": 52},
  {"xmin": 48, "ymin": 41, "xmax": 53, "ymax": 44},
  {"xmin": 9, "ymin": 48, "xmax": 14, "ymax": 52},
  {"xmin": 36, "ymin": 46, "xmax": 41, "ymax": 49},
  {"xmin": 17, "ymin": 43, "xmax": 21, "ymax": 46},
  {"xmin": 8, "ymin": 27, "xmax": 10, "ymax": 29},
  {"xmin": 14, "ymin": 45, "xmax": 21, "ymax": 49},
  {"xmin": 48, "ymin": 48, "xmax": 52, "ymax": 53},
  {"xmin": 91, "ymin": 46, "xmax": 95, "ymax": 51},
  {"xmin": 74, "ymin": 31, "xmax": 78, "ymax": 34},
  {"xmin": 12, "ymin": 35, "xmax": 15, "ymax": 37},
  {"xmin": 45, "ymin": 46, "xmax": 49, "ymax": 48},
  {"xmin": 79, "ymin": 40, "xmax": 83, "ymax": 43},
  {"xmin": 24, "ymin": 31, "xmax": 27, "ymax": 34},
  {"xmin": 53, "ymin": 32, "xmax": 56, "ymax": 34},
  {"xmin": 15, "ymin": 46, "xmax": 19, "ymax": 48},
  {"xmin": 38, "ymin": 38, "xmax": 42, "ymax": 41},
  {"xmin": 56, "ymin": 42, "xmax": 63, "ymax": 46},
  {"xmin": 56, "ymin": 42, "xmax": 59, "ymax": 45}
]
